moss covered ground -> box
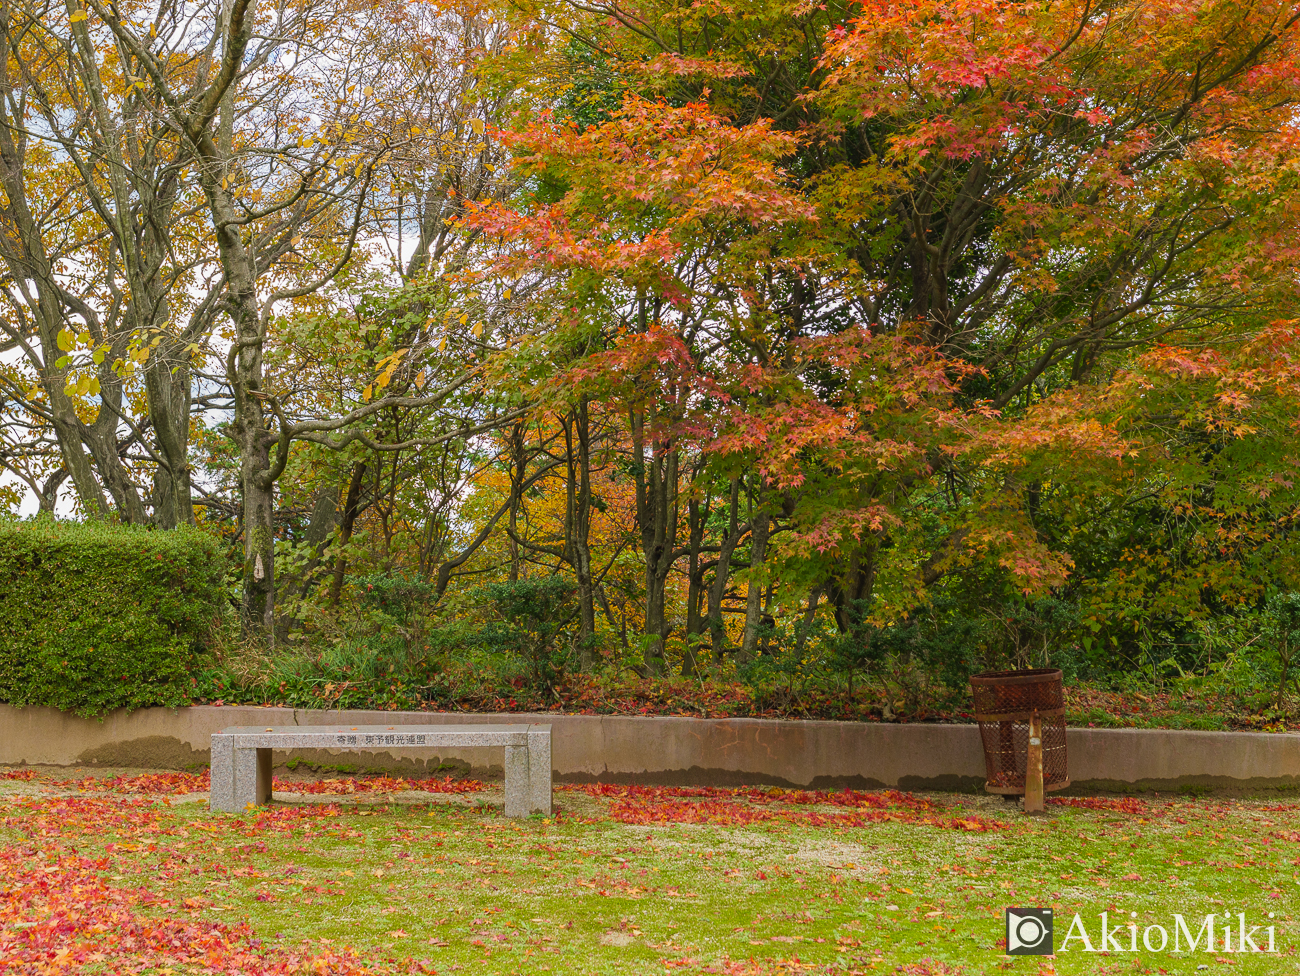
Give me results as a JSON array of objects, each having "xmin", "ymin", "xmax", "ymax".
[{"xmin": 0, "ymin": 768, "xmax": 1295, "ymax": 974}]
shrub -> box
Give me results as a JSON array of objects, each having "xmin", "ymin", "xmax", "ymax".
[
  {"xmin": 0, "ymin": 518, "xmax": 225, "ymax": 716},
  {"xmin": 355, "ymin": 570, "xmax": 433, "ymax": 624},
  {"xmin": 477, "ymin": 577, "xmax": 576, "ymax": 691},
  {"xmin": 1264, "ymin": 593, "xmax": 1300, "ymax": 714}
]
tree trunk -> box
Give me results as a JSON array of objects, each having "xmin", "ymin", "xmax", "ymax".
[
  {"xmin": 329, "ymin": 461, "xmax": 369, "ymax": 607},
  {"xmin": 828, "ymin": 546, "xmax": 877, "ymax": 634},
  {"xmin": 37, "ymin": 469, "xmax": 68, "ymax": 514},
  {"xmin": 48, "ymin": 411, "xmax": 110, "ymax": 518},
  {"xmin": 1277, "ymin": 636, "xmax": 1292, "ymax": 717},
  {"xmin": 709, "ymin": 478, "xmax": 742, "ymax": 662},
  {"xmin": 572, "ymin": 401, "xmax": 597, "ymax": 668},
  {"xmin": 507, "ymin": 420, "xmax": 526, "ymax": 583},
  {"xmin": 794, "ymin": 587, "xmax": 821, "ymax": 656},
  {"xmin": 632, "ymin": 404, "xmax": 678, "ymax": 675},
  {"xmin": 740, "ymin": 478, "xmax": 771, "ymax": 664},
  {"xmin": 683, "ymin": 487, "xmax": 710, "ymax": 676},
  {"xmin": 240, "ymin": 431, "xmax": 276, "ymax": 636},
  {"xmin": 146, "ymin": 344, "xmax": 195, "ymax": 528},
  {"xmin": 279, "ymin": 484, "xmax": 341, "ymax": 603}
]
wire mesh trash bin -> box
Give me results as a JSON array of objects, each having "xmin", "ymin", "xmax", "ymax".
[{"xmin": 970, "ymin": 668, "xmax": 1070, "ymax": 796}]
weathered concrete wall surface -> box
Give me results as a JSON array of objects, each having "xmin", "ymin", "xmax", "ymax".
[{"xmin": 0, "ymin": 704, "xmax": 1296, "ymax": 792}]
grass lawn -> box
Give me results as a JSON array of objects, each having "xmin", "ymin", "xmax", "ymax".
[{"xmin": 0, "ymin": 769, "xmax": 1296, "ymax": 975}]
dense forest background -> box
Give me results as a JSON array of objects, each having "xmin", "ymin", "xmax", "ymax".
[{"xmin": 2, "ymin": 0, "xmax": 1299, "ymax": 723}]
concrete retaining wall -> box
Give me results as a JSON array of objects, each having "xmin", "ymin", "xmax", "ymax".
[{"xmin": 1, "ymin": 704, "xmax": 1297, "ymax": 793}]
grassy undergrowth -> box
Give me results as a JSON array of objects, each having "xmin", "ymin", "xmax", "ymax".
[
  {"xmin": 0, "ymin": 771, "xmax": 1297, "ymax": 974},
  {"xmin": 196, "ymin": 649, "xmax": 1300, "ymax": 733}
]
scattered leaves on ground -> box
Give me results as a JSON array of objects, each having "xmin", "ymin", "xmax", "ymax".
[{"xmin": 0, "ymin": 768, "xmax": 1294, "ymax": 975}]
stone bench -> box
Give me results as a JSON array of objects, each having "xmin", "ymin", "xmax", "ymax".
[{"xmin": 209, "ymin": 724, "xmax": 551, "ymax": 817}]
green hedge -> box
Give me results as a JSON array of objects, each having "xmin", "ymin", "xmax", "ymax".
[{"xmin": 0, "ymin": 519, "xmax": 226, "ymax": 716}]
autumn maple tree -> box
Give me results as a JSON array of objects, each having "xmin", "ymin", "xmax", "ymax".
[{"xmin": 464, "ymin": 0, "xmax": 1300, "ymax": 669}]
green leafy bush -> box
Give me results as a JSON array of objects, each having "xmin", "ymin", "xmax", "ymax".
[
  {"xmin": 0, "ymin": 518, "xmax": 225, "ymax": 716},
  {"xmin": 355, "ymin": 570, "xmax": 433, "ymax": 624},
  {"xmin": 477, "ymin": 577, "xmax": 577, "ymax": 691},
  {"xmin": 1264, "ymin": 593, "xmax": 1300, "ymax": 714}
]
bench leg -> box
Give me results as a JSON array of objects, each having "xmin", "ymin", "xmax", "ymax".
[
  {"xmin": 209, "ymin": 735, "xmax": 236, "ymax": 812},
  {"xmin": 257, "ymin": 747, "xmax": 273, "ymax": 805},
  {"xmin": 226, "ymin": 747, "xmax": 265, "ymax": 812},
  {"xmin": 211, "ymin": 741, "xmax": 271, "ymax": 813},
  {"xmin": 527, "ymin": 727, "xmax": 552, "ymax": 816},
  {"xmin": 504, "ymin": 744, "xmax": 530, "ymax": 817}
]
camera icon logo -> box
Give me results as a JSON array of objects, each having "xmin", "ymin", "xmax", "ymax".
[{"xmin": 1005, "ymin": 907, "xmax": 1053, "ymax": 955}]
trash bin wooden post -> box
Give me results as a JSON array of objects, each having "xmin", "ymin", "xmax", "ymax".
[{"xmin": 1023, "ymin": 710, "xmax": 1045, "ymax": 813}]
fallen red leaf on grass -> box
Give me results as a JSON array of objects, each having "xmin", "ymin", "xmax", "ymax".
[
  {"xmin": 1046, "ymin": 796, "xmax": 1154, "ymax": 816},
  {"xmin": 44, "ymin": 769, "xmax": 487, "ymax": 797},
  {"xmin": 282, "ymin": 774, "xmax": 486, "ymax": 796},
  {"xmin": 59, "ymin": 770, "xmax": 211, "ymax": 795},
  {"xmin": 0, "ymin": 796, "xmax": 427, "ymax": 975},
  {"xmin": 562, "ymin": 785, "xmax": 1006, "ymax": 831},
  {"xmin": 607, "ymin": 798, "xmax": 1005, "ymax": 831},
  {"xmin": 892, "ymin": 961, "xmax": 969, "ymax": 975},
  {"xmin": 570, "ymin": 784, "xmax": 941, "ymax": 810}
]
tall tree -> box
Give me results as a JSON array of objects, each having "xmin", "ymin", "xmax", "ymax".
[
  {"xmin": 498, "ymin": 0, "xmax": 1300, "ymax": 635},
  {"xmin": 76, "ymin": 0, "xmax": 519, "ymax": 632},
  {"xmin": 470, "ymin": 95, "xmax": 809, "ymax": 671},
  {"xmin": 0, "ymin": 0, "xmax": 220, "ymax": 525}
]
